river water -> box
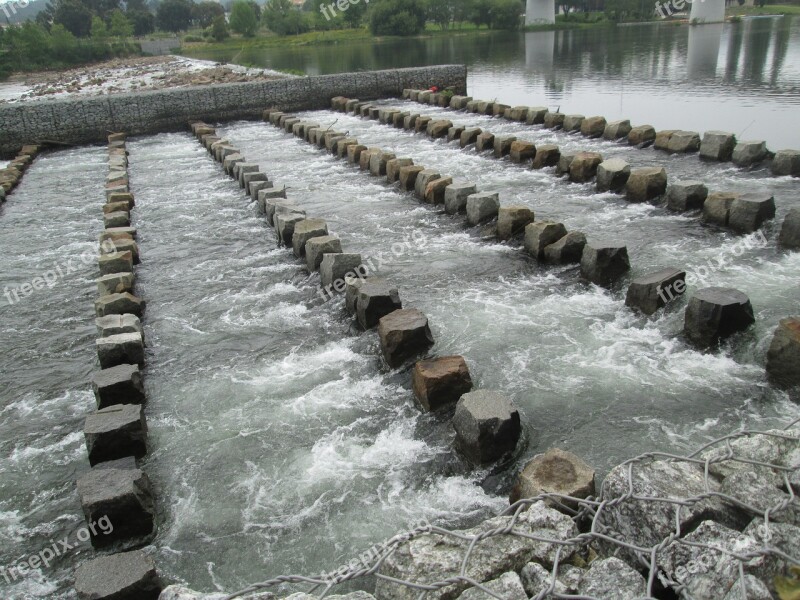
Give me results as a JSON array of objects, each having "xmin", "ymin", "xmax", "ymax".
[
  {"xmin": 1, "ymin": 20, "xmax": 799, "ymax": 600},
  {"xmin": 183, "ymin": 19, "xmax": 800, "ymax": 150}
]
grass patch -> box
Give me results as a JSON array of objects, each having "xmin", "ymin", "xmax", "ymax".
[{"xmin": 726, "ymin": 4, "xmax": 800, "ymax": 15}]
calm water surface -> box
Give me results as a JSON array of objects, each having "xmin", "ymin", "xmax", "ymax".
[{"xmin": 183, "ymin": 19, "xmax": 800, "ymax": 149}]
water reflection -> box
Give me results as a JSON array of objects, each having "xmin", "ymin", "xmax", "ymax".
[
  {"xmin": 687, "ymin": 23, "xmax": 722, "ymax": 79},
  {"xmin": 181, "ymin": 17, "xmax": 800, "ymax": 147}
]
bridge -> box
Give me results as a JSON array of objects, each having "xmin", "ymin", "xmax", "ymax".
[{"xmin": 525, "ymin": 0, "xmax": 726, "ymax": 25}]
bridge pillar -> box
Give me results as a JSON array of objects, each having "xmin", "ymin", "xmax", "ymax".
[
  {"xmin": 689, "ymin": 0, "xmax": 725, "ymax": 24},
  {"xmin": 687, "ymin": 23, "xmax": 723, "ymax": 79},
  {"xmin": 526, "ymin": 0, "xmax": 556, "ymax": 25}
]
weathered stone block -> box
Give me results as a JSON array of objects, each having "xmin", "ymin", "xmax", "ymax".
[
  {"xmin": 76, "ymin": 465, "xmax": 155, "ymax": 547},
  {"xmin": 102, "ymin": 238, "xmax": 139, "ymax": 264},
  {"xmin": 779, "ymin": 208, "xmax": 800, "ymax": 249},
  {"xmin": 702, "ymin": 192, "xmax": 738, "ymax": 227},
  {"xmin": 666, "ymin": 181, "xmax": 708, "ymax": 211},
  {"xmin": 510, "ymin": 448, "xmax": 596, "ymax": 507},
  {"xmin": 424, "ymin": 177, "xmax": 453, "ymax": 205},
  {"xmin": 414, "ymin": 169, "xmax": 441, "ymax": 200},
  {"xmin": 356, "ymin": 278, "xmax": 402, "ymax": 329},
  {"xmin": 475, "ymin": 132, "xmax": 495, "ymax": 152},
  {"xmin": 292, "ymin": 219, "xmax": 328, "ymax": 258},
  {"xmin": 493, "ymin": 136, "xmax": 517, "ymax": 158},
  {"xmin": 96, "ymin": 314, "xmax": 142, "ymax": 340},
  {"xmin": 510, "ymin": 140, "xmax": 536, "ymax": 164},
  {"xmin": 74, "ymin": 550, "xmax": 161, "ymax": 600},
  {"xmin": 444, "ymin": 182, "xmax": 477, "ymax": 215},
  {"xmin": 274, "ymin": 211, "xmax": 307, "ymax": 246},
  {"xmin": 95, "ymin": 292, "xmax": 144, "ymax": 318},
  {"xmin": 305, "ymin": 235, "xmax": 342, "ymax": 272},
  {"xmin": 97, "ymin": 272, "xmax": 135, "ymax": 296},
  {"xmin": 684, "ymin": 287, "xmax": 755, "ymax": 348},
  {"xmin": 580, "ymin": 116, "xmax": 607, "ymax": 138},
  {"xmin": 497, "ymin": 206, "xmax": 534, "ymax": 240},
  {"xmin": 543, "ymin": 112, "xmax": 565, "ymax": 129},
  {"xmin": 347, "ymin": 144, "xmax": 367, "ymax": 165},
  {"xmin": 628, "ymin": 125, "xmax": 656, "ymax": 146},
  {"xmin": 447, "ymin": 126, "xmax": 465, "ymax": 143},
  {"xmin": 377, "ymin": 309, "xmax": 434, "ymax": 368},
  {"xmin": 569, "ymin": 152, "xmax": 603, "ymax": 183},
  {"xmin": 532, "ymin": 144, "xmax": 560, "ymax": 169},
  {"xmin": 525, "ymin": 107, "xmax": 548, "ymax": 125},
  {"xmin": 92, "ymin": 363, "xmax": 145, "ymax": 409},
  {"xmin": 454, "ymin": 390, "xmax": 521, "ymax": 465},
  {"xmin": 603, "ymin": 119, "xmax": 632, "ymax": 140},
  {"xmin": 654, "ymin": 129, "xmax": 677, "ymax": 151},
  {"xmin": 460, "ymin": 128, "xmax": 482, "ymax": 148},
  {"xmin": 320, "ymin": 253, "xmax": 363, "ymax": 290},
  {"xmin": 766, "ymin": 317, "xmax": 800, "ymax": 388},
  {"xmin": 542, "ymin": 232, "xmax": 587, "ymax": 264},
  {"xmin": 386, "ymin": 158, "xmax": 413, "ymax": 183},
  {"xmin": 667, "ymin": 130, "xmax": 701, "ymax": 153},
  {"xmin": 596, "ymin": 159, "xmax": 630, "ymax": 192},
  {"xmin": 625, "ymin": 167, "xmax": 667, "ymax": 202},
  {"xmin": 104, "ymin": 211, "xmax": 130, "ymax": 228},
  {"xmin": 732, "ymin": 140, "xmax": 769, "ymax": 167},
  {"xmin": 466, "ymin": 192, "xmax": 500, "ymax": 225},
  {"xmin": 728, "ymin": 193, "xmax": 776, "ymax": 233},
  {"xmin": 524, "ymin": 222, "xmax": 568, "ymax": 259},
  {"xmin": 556, "ymin": 154, "xmax": 575, "ymax": 176},
  {"xmin": 700, "ymin": 131, "xmax": 737, "ymax": 161},
  {"xmin": 96, "ymin": 332, "xmax": 145, "ymax": 368},
  {"xmin": 427, "ymin": 120, "xmax": 452, "ymax": 139},
  {"xmin": 412, "ymin": 356, "xmax": 473, "ymax": 412},
  {"xmin": 85, "ymin": 404, "xmax": 147, "ymax": 465},
  {"xmin": 563, "ymin": 114, "xmax": 584, "ymax": 132},
  {"xmin": 772, "ymin": 149, "xmax": 800, "ymax": 176},
  {"xmin": 399, "ymin": 166, "xmax": 425, "ymax": 191},
  {"xmin": 625, "ymin": 267, "xmax": 686, "ymax": 315},
  {"xmin": 580, "ymin": 243, "xmax": 630, "ymax": 286}
]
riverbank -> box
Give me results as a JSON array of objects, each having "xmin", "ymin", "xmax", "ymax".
[{"xmin": 0, "ymin": 56, "xmax": 287, "ymax": 104}]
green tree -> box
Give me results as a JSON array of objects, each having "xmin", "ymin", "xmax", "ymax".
[
  {"xmin": 192, "ymin": 0, "xmax": 224, "ymax": 27},
  {"xmin": 263, "ymin": 0, "xmax": 310, "ymax": 34},
  {"xmin": 367, "ymin": 0, "xmax": 427, "ymax": 35},
  {"xmin": 90, "ymin": 14, "xmax": 109, "ymax": 38},
  {"xmin": 211, "ymin": 12, "xmax": 229, "ymax": 38},
  {"xmin": 156, "ymin": 0, "xmax": 194, "ymax": 32},
  {"xmin": 53, "ymin": 0, "xmax": 93, "ymax": 37},
  {"xmin": 468, "ymin": 0, "xmax": 492, "ymax": 27},
  {"xmin": 49, "ymin": 22, "xmax": 77, "ymax": 59},
  {"xmin": 109, "ymin": 9, "xmax": 133, "ymax": 36},
  {"xmin": 427, "ymin": 0, "xmax": 457, "ymax": 30},
  {"xmin": 490, "ymin": 0, "xmax": 522, "ymax": 29},
  {"xmin": 128, "ymin": 8, "xmax": 155, "ymax": 34},
  {"xmin": 230, "ymin": 0, "xmax": 258, "ymax": 35}
]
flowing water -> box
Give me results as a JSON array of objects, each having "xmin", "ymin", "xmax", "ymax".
[
  {"xmin": 2, "ymin": 21, "xmax": 800, "ymax": 600},
  {"xmin": 183, "ymin": 19, "xmax": 800, "ymax": 150}
]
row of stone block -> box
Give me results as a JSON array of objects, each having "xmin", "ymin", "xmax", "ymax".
[
  {"xmin": 327, "ymin": 96, "xmax": 635, "ymax": 289},
  {"xmin": 354, "ymin": 98, "xmax": 791, "ymax": 243},
  {"xmin": 0, "ymin": 143, "xmax": 40, "ymax": 202},
  {"xmin": 264, "ymin": 108, "xmax": 528, "ymax": 467},
  {"xmin": 402, "ymin": 88, "xmax": 800, "ymax": 175},
  {"xmin": 75, "ymin": 133, "xmax": 159, "ymax": 600}
]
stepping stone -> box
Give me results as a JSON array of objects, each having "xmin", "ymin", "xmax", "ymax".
[
  {"xmin": 412, "ymin": 355, "xmax": 473, "ymax": 412},
  {"xmin": 779, "ymin": 208, "xmax": 800, "ymax": 249},
  {"xmin": 771, "ymin": 149, "xmax": 800, "ymax": 176},
  {"xmin": 510, "ymin": 448, "xmax": 596, "ymax": 508},
  {"xmin": 524, "ymin": 222, "xmax": 567, "ymax": 259},
  {"xmin": 377, "ymin": 308, "xmax": 434, "ymax": 368},
  {"xmin": 493, "ymin": 136, "xmax": 517, "ymax": 158},
  {"xmin": 563, "ymin": 114, "xmax": 584, "ymax": 132},
  {"xmin": 509, "ymin": 140, "xmax": 536, "ymax": 163},
  {"xmin": 399, "ymin": 166, "xmax": 425, "ymax": 191},
  {"xmin": 628, "ymin": 125, "xmax": 656, "ymax": 146},
  {"xmin": 732, "ymin": 140, "xmax": 769, "ymax": 167},
  {"xmin": 625, "ymin": 167, "xmax": 667, "ymax": 202},
  {"xmin": 77, "ymin": 464, "xmax": 155, "ymax": 547},
  {"xmin": 603, "ymin": 119, "xmax": 632, "ymax": 140},
  {"xmin": 466, "ymin": 192, "xmax": 500, "ymax": 226},
  {"xmin": 444, "ymin": 182, "xmax": 477, "ymax": 215},
  {"xmin": 625, "ymin": 267, "xmax": 686, "ymax": 315},
  {"xmin": 320, "ymin": 253, "xmax": 363, "ymax": 290},
  {"xmin": 414, "ymin": 170, "xmax": 441, "ymax": 201},
  {"xmin": 74, "ymin": 549, "xmax": 161, "ymax": 600},
  {"xmin": 542, "ymin": 231, "xmax": 587, "ymax": 265},
  {"xmin": 525, "ymin": 107, "xmax": 548, "ymax": 125},
  {"xmin": 580, "ymin": 243, "xmax": 630, "ymax": 286},
  {"xmin": 569, "ymin": 152, "xmax": 603, "ymax": 183},
  {"xmin": 386, "ymin": 158, "xmax": 413, "ymax": 183},
  {"xmin": 424, "ymin": 177, "xmax": 453, "ymax": 205},
  {"xmin": 700, "ymin": 131, "xmax": 736, "ymax": 161},
  {"xmin": 453, "ymin": 390, "xmax": 521, "ymax": 465},
  {"xmin": 356, "ymin": 278, "xmax": 402, "ymax": 329},
  {"xmin": 305, "ymin": 235, "xmax": 342, "ymax": 272},
  {"xmin": 97, "ymin": 272, "xmax": 135, "ymax": 296},
  {"xmin": 292, "ymin": 219, "xmax": 329, "ymax": 258},
  {"xmin": 92, "ymin": 364, "xmax": 146, "ymax": 409},
  {"xmin": 497, "ymin": 206, "xmax": 534, "ymax": 240},
  {"xmin": 84, "ymin": 404, "xmax": 147, "ymax": 466},
  {"xmin": 581, "ymin": 116, "xmax": 606, "ymax": 138},
  {"xmin": 96, "ymin": 314, "xmax": 142, "ymax": 339},
  {"xmin": 532, "ymin": 144, "xmax": 561, "ymax": 169},
  {"xmin": 684, "ymin": 287, "xmax": 755, "ymax": 348},
  {"xmin": 667, "ymin": 130, "xmax": 701, "ymax": 153},
  {"xmin": 544, "ymin": 111, "xmax": 565, "ymax": 128},
  {"xmin": 95, "ymin": 292, "xmax": 145, "ymax": 318},
  {"xmin": 596, "ymin": 159, "xmax": 631, "ymax": 193},
  {"xmin": 96, "ymin": 332, "xmax": 145, "ymax": 368},
  {"xmin": 728, "ymin": 193, "xmax": 776, "ymax": 233},
  {"xmin": 460, "ymin": 128, "xmax": 482, "ymax": 148},
  {"xmin": 766, "ymin": 317, "xmax": 800, "ymax": 388},
  {"xmin": 702, "ymin": 191, "xmax": 738, "ymax": 227},
  {"xmin": 666, "ymin": 181, "xmax": 708, "ymax": 212},
  {"xmin": 475, "ymin": 132, "xmax": 495, "ymax": 152}
]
